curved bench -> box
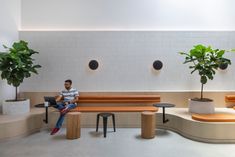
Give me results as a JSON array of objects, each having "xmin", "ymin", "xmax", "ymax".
[
  {"xmin": 0, "ymin": 108, "xmax": 44, "ymax": 140},
  {"xmin": 155, "ymin": 108, "xmax": 235, "ymax": 143}
]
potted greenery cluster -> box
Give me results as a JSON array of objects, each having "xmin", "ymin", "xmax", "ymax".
[
  {"xmin": 0, "ymin": 40, "xmax": 41, "ymax": 115},
  {"xmin": 180, "ymin": 44, "xmax": 232, "ymax": 114}
]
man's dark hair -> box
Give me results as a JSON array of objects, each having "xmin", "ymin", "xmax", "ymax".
[{"xmin": 65, "ymin": 79, "xmax": 72, "ymax": 84}]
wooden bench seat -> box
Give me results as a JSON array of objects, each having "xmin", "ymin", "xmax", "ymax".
[
  {"xmin": 71, "ymin": 106, "xmax": 158, "ymax": 112},
  {"xmin": 77, "ymin": 94, "xmax": 160, "ymax": 103},
  {"xmin": 192, "ymin": 113, "xmax": 235, "ymax": 122}
]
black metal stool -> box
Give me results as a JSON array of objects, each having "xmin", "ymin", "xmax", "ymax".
[{"xmin": 96, "ymin": 113, "xmax": 116, "ymax": 137}]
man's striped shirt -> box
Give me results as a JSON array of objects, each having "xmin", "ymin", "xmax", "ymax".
[{"xmin": 60, "ymin": 88, "xmax": 79, "ymax": 102}]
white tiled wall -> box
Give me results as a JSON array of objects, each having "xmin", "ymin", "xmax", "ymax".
[
  {"xmin": 0, "ymin": 0, "xmax": 21, "ymax": 112},
  {"xmin": 19, "ymin": 31, "xmax": 235, "ymax": 92},
  {"xmin": 21, "ymin": 0, "xmax": 235, "ymax": 30}
]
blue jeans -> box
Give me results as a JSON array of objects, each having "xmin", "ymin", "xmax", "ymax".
[{"xmin": 53, "ymin": 102, "xmax": 77, "ymax": 128}]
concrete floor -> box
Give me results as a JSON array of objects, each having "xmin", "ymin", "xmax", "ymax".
[{"xmin": 0, "ymin": 128, "xmax": 235, "ymax": 157}]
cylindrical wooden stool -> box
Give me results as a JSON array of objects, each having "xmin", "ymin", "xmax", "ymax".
[
  {"xmin": 66, "ymin": 112, "xmax": 81, "ymax": 139},
  {"xmin": 141, "ymin": 111, "xmax": 156, "ymax": 139}
]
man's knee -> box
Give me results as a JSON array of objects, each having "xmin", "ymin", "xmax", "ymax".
[{"xmin": 67, "ymin": 103, "xmax": 77, "ymax": 109}]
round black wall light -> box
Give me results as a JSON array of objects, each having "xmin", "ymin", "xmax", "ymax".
[
  {"xmin": 219, "ymin": 63, "xmax": 228, "ymax": 70},
  {"xmin": 153, "ymin": 60, "xmax": 163, "ymax": 70},
  {"xmin": 89, "ymin": 60, "xmax": 99, "ymax": 70}
]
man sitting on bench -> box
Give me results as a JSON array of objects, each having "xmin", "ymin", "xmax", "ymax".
[{"xmin": 50, "ymin": 79, "xmax": 79, "ymax": 135}]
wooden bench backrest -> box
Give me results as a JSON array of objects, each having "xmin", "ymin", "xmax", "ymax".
[
  {"xmin": 77, "ymin": 94, "xmax": 160, "ymax": 103},
  {"xmin": 225, "ymin": 95, "xmax": 235, "ymax": 102}
]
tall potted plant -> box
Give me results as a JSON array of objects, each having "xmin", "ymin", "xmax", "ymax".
[
  {"xmin": 0, "ymin": 40, "xmax": 41, "ymax": 115},
  {"xmin": 180, "ymin": 44, "xmax": 232, "ymax": 114}
]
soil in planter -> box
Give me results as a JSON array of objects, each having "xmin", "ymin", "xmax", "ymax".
[{"xmin": 191, "ymin": 98, "xmax": 213, "ymax": 102}]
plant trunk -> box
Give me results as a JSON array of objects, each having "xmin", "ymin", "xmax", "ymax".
[
  {"xmin": 201, "ymin": 83, "xmax": 204, "ymax": 100},
  {"xmin": 15, "ymin": 87, "xmax": 18, "ymax": 101}
]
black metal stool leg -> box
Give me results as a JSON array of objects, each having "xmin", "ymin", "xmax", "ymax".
[
  {"xmin": 103, "ymin": 117, "xmax": 108, "ymax": 138},
  {"xmin": 112, "ymin": 114, "xmax": 116, "ymax": 132},
  {"xmin": 96, "ymin": 114, "xmax": 100, "ymax": 132}
]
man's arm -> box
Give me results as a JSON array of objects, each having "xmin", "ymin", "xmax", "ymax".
[
  {"xmin": 70, "ymin": 95, "xmax": 79, "ymax": 104},
  {"xmin": 56, "ymin": 95, "xmax": 63, "ymax": 102}
]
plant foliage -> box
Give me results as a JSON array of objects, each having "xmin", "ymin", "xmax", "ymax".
[
  {"xmin": 0, "ymin": 40, "xmax": 41, "ymax": 100},
  {"xmin": 179, "ymin": 44, "xmax": 232, "ymax": 99}
]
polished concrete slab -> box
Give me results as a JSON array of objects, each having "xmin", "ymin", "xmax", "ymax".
[{"xmin": 0, "ymin": 128, "xmax": 235, "ymax": 157}]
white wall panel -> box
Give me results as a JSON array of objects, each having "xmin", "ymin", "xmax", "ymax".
[
  {"xmin": 19, "ymin": 31, "xmax": 235, "ymax": 92},
  {"xmin": 0, "ymin": 0, "xmax": 21, "ymax": 112},
  {"xmin": 21, "ymin": 0, "xmax": 235, "ymax": 30}
]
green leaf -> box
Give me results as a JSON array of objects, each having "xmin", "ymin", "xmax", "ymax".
[
  {"xmin": 3, "ymin": 45, "xmax": 8, "ymax": 49},
  {"xmin": 33, "ymin": 65, "xmax": 41, "ymax": 68},
  {"xmin": 190, "ymin": 49, "xmax": 202, "ymax": 58},
  {"xmin": 217, "ymin": 50, "xmax": 225, "ymax": 58},
  {"xmin": 179, "ymin": 52, "xmax": 189, "ymax": 56}
]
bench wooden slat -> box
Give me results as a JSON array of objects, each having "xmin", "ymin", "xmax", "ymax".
[
  {"xmin": 71, "ymin": 106, "xmax": 158, "ymax": 112},
  {"xmin": 77, "ymin": 95, "xmax": 160, "ymax": 103},
  {"xmin": 78, "ymin": 100, "xmax": 160, "ymax": 103},
  {"xmin": 192, "ymin": 113, "xmax": 235, "ymax": 122},
  {"xmin": 225, "ymin": 95, "xmax": 235, "ymax": 102}
]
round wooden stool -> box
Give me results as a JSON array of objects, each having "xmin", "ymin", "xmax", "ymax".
[
  {"xmin": 141, "ymin": 111, "xmax": 156, "ymax": 139},
  {"xmin": 66, "ymin": 112, "xmax": 81, "ymax": 139}
]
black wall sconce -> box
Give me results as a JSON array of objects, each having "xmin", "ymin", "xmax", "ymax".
[
  {"xmin": 89, "ymin": 60, "xmax": 99, "ymax": 70},
  {"xmin": 153, "ymin": 60, "xmax": 163, "ymax": 70},
  {"xmin": 219, "ymin": 63, "xmax": 228, "ymax": 70}
]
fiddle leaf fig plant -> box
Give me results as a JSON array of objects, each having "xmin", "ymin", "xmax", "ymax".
[
  {"xmin": 0, "ymin": 40, "xmax": 41, "ymax": 101},
  {"xmin": 179, "ymin": 44, "xmax": 232, "ymax": 101}
]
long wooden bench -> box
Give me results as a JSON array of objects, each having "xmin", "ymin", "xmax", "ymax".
[
  {"xmin": 64, "ymin": 94, "xmax": 160, "ymax": 139},
  {"xmin": 192, "ymin": 113, "xmax": 235, "ymax": 122}
]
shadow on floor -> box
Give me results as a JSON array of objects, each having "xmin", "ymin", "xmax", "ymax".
[
  {"xmin": 51, "ymin": 134, "xmax": 66, "ymax": 140},
  {"xmin": 89, "ymin": 130, "xmax": 116, "ymax": 138},
  {"xmin": 155, "ymin": 129, "xmax": 170, "ymax": 136},
  {"xmin": 135, "ymin": 129, "xmax": 171, "ymax": 139}
]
